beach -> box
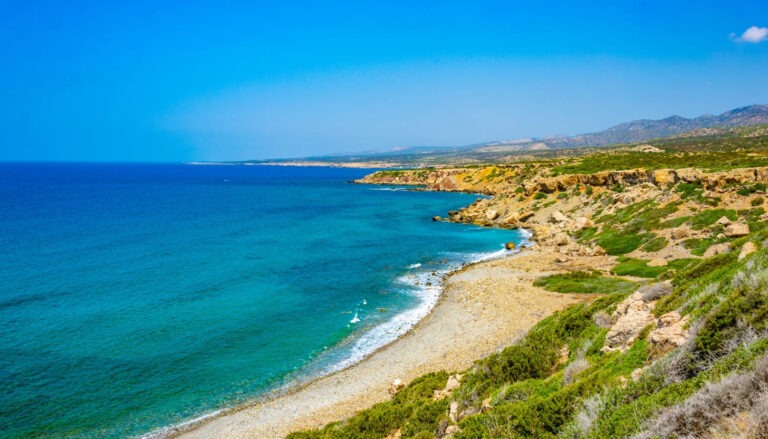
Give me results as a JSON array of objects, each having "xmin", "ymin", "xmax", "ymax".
[{"xmin": 172, "ymin": 248, "xmax": 613, "ymax": 438}]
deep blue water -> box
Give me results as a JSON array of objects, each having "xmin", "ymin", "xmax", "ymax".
[{"xmin": 0, "ymin": 163, "xmax": 523, "ymax": 438}]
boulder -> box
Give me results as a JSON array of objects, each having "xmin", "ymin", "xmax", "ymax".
[
  {"xmin": 716, "ymin": 216, "xmax": 732, "ymax": 226},
  {"xmin": 432, "ymin": 216, "xmax": 443, "ymax": 221},
  {"xmin": 649, "ymin": 311, "xmax": 690, "ymax": 352},
  {"xmin": 724, "ymin": 223, "xmax": 750, "ymax": 238},
  {"xmin": 590, "ymin": 245, "xmax": 607, "ymax": 256},
  {"xmin": 485, "ymin": 209, "xmax": 500, "ymax": 220},
  {"xmin": 703, "ymin": 243, "xmax": 730, "ymax": 258},
  {"xmin": 739, "ymin": 241, "xmax": 757, "ymax": 260},
  {"xmin": 549, "ymin": 211, "xmax": 568, "ymax": 224},
  {"xmin": 670, "ymin": 227, "xmax": 689, "ymax": 240},
  {"xmin": 553, "ymin": 232, "xmax": 571, "ymax": 246},
  {"xmin": 569, "ymin": 216, "xmax": 594, "ymax": 232},
  {"xmin": 389, "ymin": 378, "xmax": 405, "ymax": 394},
  {"xmin": 505, "ymin": 241, "xmax": 517, "ymax": 250}
]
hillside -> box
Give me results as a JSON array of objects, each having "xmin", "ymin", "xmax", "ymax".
[{"xmin": 288, "ymin": 129, "xmax": 768, "ymax": 438}]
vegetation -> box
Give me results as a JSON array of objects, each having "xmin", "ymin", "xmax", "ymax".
[{"xmin": 533, "ymin": 271, "xmax": 637, "ymax": 295}]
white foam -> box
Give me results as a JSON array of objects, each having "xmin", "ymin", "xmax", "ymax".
[
  {"xmin": 138, "ymin": 409, "xmax": 223, "ymax": 439},
  {"xmin": 408, "ymin": 263, "xmax": 422, "ymax": 269},
  {"xmin": 369, "ymin": 187, "xmax": 409, "ymax": 191},
  {"xmin": 350, "ymin": 313, "xmax": 361, "ymax": 324}
]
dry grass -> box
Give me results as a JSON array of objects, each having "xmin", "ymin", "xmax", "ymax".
[{"xmin": 634, "ymin": 353, "xmax": 768, "ymax": 439}]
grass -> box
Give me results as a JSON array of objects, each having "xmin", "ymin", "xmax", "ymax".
[
  {"xmin": 612, "ymin": 257, "xmax": 698, "ymax": 279},
  {"xmin": 689, "ymin": 208, "xmax": 737, "ymax": 230},
  {"xmin": 594, "ymin": 228, "xmax": 653, "ymax": 255},
  {"xmin": 533, "ymin": 271, "xmax": 637, "ymax": 295}
]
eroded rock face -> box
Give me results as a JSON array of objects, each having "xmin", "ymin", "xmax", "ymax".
[{"xmin": 602, "ymin": 292, "xmax": 656, "ymax": 353}]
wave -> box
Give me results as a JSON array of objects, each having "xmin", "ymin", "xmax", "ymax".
[
  {"xmin": 369, "ymin": 187, "xmax": 410, "ymax": 192},
  {"xmin": 144, "ymin": 231, "xmax": 529, "ymax": 438}
]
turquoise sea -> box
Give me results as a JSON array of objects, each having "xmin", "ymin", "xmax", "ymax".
[{"xmin": 0, "ymin": 163, "xmax": 524, "ymax": 438}]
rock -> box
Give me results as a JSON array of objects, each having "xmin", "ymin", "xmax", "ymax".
[
  {"xmin": 670, "ymin": 227, "xmax": 689, "ymax": 240},
  {"xmin": 590, "ymin": 245, "xmax": 607, "ymax": 256},
  {"xmin": 739, "ymin": 241, "xmax": 757, "ymax": 260},
  {"xmin": 389, "ymin": 378, "xmax": 405, "ymax": 394},
  {"xmin": 703, "ymin": 243, "xmax": 730, "ymax": 258},
  {"xmin": 449, "ymin": 401, "xmax": 460, "ymax": 423},
  {"xmin": 716, "ymin": 216, "xmax": 732, "ymax": 226},
  {"xmin": 459, "ymin": 406, "xmax": 479, "ymax": 420},
  {"xmin": 549, "ymin": 210, "xmax": 568, "ymax": 223},
  {"xmin": 447, "ymin": 210, "xmax": 459, "ymax": 217},
  {"xmin": 569, "ymin": 216, "xmax": 594, "ymax": 232},
  {"xmin": 724, "ymin": 223, "xmax": 750, "ymax": 238},
  {"xmin": 432, "ymin": 216, "xmax": 443, "ymax": 221},
  {"xmin": 647, "ymin": 258, "xmax": 668, "ymax": 267},
  {"xmin": 485, "ymin": 209, "xmax": 500, "ymax": 220},
  {"xmin": 434, "ymin": 374, "xmax": 462, "ymax": 400},
  {"xmin": 649, "ymin": 311, "xmax": 690, "ymax": 353},
  {"xmin": 553, "ymin": 232, "xmax": 571, "ymax": 246},
  {"xmin": 481, "ymin": 397, "xmax": 493, "ymax": 412},
  {"xmin": 601, "ymin": 292, "xmax": 656, "ymax": 353},
  {"xmin": 519, "ymin": 211, "xmax": 535, "ymax": 222},
  {"xmin": 634, "ymin": 144, "xmax": 664, "ymax": 153},
  {"xmin": 505, "ymin": 241, "xmax": 517, "ymax": 250},
  {"xmin": 444, "ymin": 425, "xmax": 461, "ymax": 436},
  {"xmin": 630, "ymin": 368, "xmax": 646, "ymax": 380}
]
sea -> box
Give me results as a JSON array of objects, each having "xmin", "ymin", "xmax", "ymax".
[{"xmin": 0, "ymin": 163, "xmax": 526, "ymax": 438}]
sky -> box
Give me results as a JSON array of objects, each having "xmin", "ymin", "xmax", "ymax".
[{"xmin": 1, "ymin": 1, "xmax": 768, "ymax": 162}]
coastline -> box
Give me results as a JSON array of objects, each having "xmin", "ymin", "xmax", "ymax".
[{"xmin": 169, "ymin": 247, "xmax": 613, "ymax": 439}]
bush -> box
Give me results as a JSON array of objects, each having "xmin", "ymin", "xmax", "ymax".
[
  {"xmin": 533, "ymin": 271, "xmax": 637, "ymax": 294},
  {"xmin": 641, "ymin": 236, "xmax": 668, "ymax": 252},
  {"xmin": 534, "ymin": 192, "xmax": 547, "ymax": 200},
  {"xmin": 595, "ymin": 229, "xmax": 653, "ymax": 255}
]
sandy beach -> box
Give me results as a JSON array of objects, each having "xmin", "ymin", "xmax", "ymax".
[{"xmin": 171, "ymin": 248, "xmax": 612, "ymax": 439}]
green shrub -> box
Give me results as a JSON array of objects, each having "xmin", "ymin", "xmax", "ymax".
[
  {"xmin": 595, "ymin": 228, "xmax": 653, "ymax": 255},
  {"xmin": 690, "ymin": 209, "xmax": 737, "ymax": 230},
  {"xmin": 612, "ymin": 257, "xmax": 668, "ymax": 278},
  {"xmin": 641, "ymin": 236, "xmax": 669, "ymax": 252},
  {"xmin": 534, "ymin": 192, "xmax": 547, "ymax": 200},
  {"xmin": 534, "ymin": 271, "xmax": 637, "ymax": 294}
]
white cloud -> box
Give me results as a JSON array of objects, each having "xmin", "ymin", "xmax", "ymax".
[{"xmin": 734, "ymin": 26, "xmax": 768, "ymax": 43}]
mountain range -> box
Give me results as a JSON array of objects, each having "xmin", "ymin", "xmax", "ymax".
[{"xmin": 251, "ymin": 104, "xmax": 768, "ymax": 165}]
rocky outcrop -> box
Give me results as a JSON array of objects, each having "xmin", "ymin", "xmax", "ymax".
[
  {"xmin": 602, "ymin": 291, "xmax": 657, "ymax": 353},
  {"xmin": 359, "ymin": 166, "xmax": 768, "ymax": 197}
]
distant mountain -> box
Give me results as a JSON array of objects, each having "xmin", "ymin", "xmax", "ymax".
[
  {"xmin": 480, "ymin": 104, "xmax": 768, "ymax": 151},
  {"xmin": 248, "ymin": 104, "xmax": 768, "ymax": 166}
]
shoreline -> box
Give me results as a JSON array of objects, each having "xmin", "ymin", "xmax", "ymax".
[{"xmin": 169, "ymin": 247, "xmax": 612, "ymax": 438}]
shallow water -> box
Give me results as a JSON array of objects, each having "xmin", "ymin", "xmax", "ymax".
[{"xmin": 0, "ymin": 163, "xmax": 523, "ymax": 437}]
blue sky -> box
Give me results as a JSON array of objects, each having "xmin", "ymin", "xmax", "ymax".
[{"xmin": 1, "ymin": 1, "xmax": 767, "ymax": 161}]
